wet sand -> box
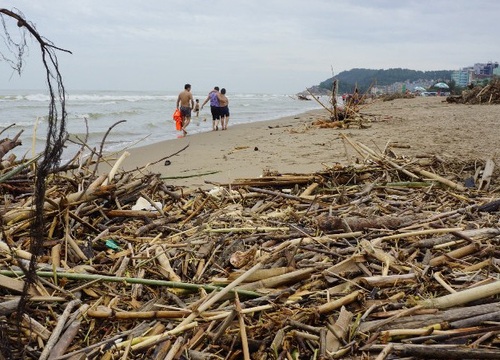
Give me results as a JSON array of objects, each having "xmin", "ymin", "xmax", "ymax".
[{"xmin": 114, "ymin": 96, "xmax": 500, "ymax": 189}]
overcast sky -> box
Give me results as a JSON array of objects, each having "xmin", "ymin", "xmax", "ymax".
[{"xmin": 1, "ymin": 0, "xmax": 499, "ymax": 94}]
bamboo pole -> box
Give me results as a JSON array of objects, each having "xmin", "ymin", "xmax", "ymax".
[
  {"xmin": 420, "ymin": 281, "xmax": 500, "ymax": 309},
  {"xmin": 316, "ymin": 290, "xmax": 361, "ymax": 315},
  {"xmin": 0, "ymin": 270, "xmax": 261, "ymax": 298},
  {"xmin": 414, "ymin": 168, "xmax": 467, "ymax": 191}
]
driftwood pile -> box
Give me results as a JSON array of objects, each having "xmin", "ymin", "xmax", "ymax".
[
  {"xmin": 447, "ymin": 78, "xmax": 500, "ymax": 105},
  {"xmin": 1, "ymin": 134, "xmax": 500, "ymax": 359},
  {"xmin": 379, "ymin": 93, "xmax": 416, "ymax": 102}
]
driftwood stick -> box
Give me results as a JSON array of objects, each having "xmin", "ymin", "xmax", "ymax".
[
  {"xmin": 429, "ymin": 243, "xmax": 480, "ymax": 267},
  {"xmin": 39, "ymin": 299, "xmax": 81, "ymax": 360},
  {"xmin": 155, "ymin": 245, "xmax": 182, "ymax": 282},
  {"xmin": 341, "ymin": 135, "xmax": 419, "ymax": 179},
  {"xmin": 237, "ymin": 267, "xmax": 315, "ymax": 291},
  {"xmin": 433, "ymin": 271, "xmax": 456, "ymax": 294},
  {"xmin": 121, "ymin": 322, "xmax": 198, "ymax": 352},
  {"xmin": 413, "ymin": 168, "xmax": 467, "ymax": 191},
  {"xmin": 374, "ymin": 343, "xmax": 394, "ymax": 360},
  {"xmin": 361, "ymin": 273, "xmax": 416, "ymax": 288},
  {"xmin": 478, "ymin": 158, "xmax": 495, "ymax": 191},
  {"xmin": 171, "ymin": 258, "xmax": 268, "ymax": 333},
  {"xmin": 377, "ymin": 343, "xmax": 500, "ymax": 359},
  {"xmin": 327, "ymin": 306, "xmax": 353, "ymax": 352},
  {"xmin": 420, "ymin": 281, "xmax": 500, "ymax": 309},
  {"xmin": 163, "ymin": 336, "xmax": 184, "ymax": 360},
  {"xmin": 47, "ymin": 320, "xmax": 81, "ymax": 360},
  {"xmin": 23, "ymin": 314, "xmax": 51, "ymax": 340},
  {"xmin": 0, "ymin": 240, "xmax": 36, "ymax": 260},
  {"xmin": 204, "ymin": 226, "xmax": 289, "ymax": 233},
  {"xmin": 0, "ymin": 129, "xmax": 23, "ymax": 159},
  {"xmin": 316, "ymin": 290, "xmax": 361, "ymax": 315},
  {"xmin": 209, "ymin": 309, "xmax": 238, "ymax": 342},
  {"xmin": 246, "ymin": 186, "xmax": 320, "ymax": 204},
  {"xmin": 202, "ymin": 304, "xmax": 274, "ymax": 321},
  {"xmin": 3, "ymin": 174, "xmax": 109, "ymax": 224},
  {"xmin": 235, "ymin": 293, "xmax": 251, "ymax": 360},
  {"xmin": 87, "ymin": 309, "xmax": 190, "ymax": 319},
  {"xmin": 450, "ymin": 310, "xmax": 500, "ymax": 328}
]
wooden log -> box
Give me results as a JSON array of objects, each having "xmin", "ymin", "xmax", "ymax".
[
  {"xmin": 0, "ymin": 273, "xmax": 37, "ymax": 295},
  {"xmin": 317, "ymin": 214, "xmax": 415, "ymax": 232}
]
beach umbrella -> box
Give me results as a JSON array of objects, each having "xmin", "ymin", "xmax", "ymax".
[
  {"xmin": 414, "ymin": 86, "xmax": 426, "ymax": 91},
  {"xmin": 434, "ymin": 82, "xmax": 449, "ymax": 89}
]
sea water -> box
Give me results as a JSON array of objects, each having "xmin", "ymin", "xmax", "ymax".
[{"xmin": 0, "ymin": 89, "xmax": 324, "ymax": 160}]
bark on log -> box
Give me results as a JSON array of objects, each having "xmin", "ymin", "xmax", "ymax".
[{"xmin": 317, "ymin": 214, "xmax": 416, "ymax": 232}]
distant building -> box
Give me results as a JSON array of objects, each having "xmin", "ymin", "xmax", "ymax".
[
  {"xmin": 452, "ymin": 62, "xmax": 498, "ymax": 87},
  {"xmin": 473, "ymin": 62, "xmax": 498, "ymax": 76},
  {"xmin": 452, "ymin": 68, "xmax": 472, "ymax": 87}
]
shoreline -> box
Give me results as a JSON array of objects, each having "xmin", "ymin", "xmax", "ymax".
[
  {"xmin": 113, "ymin": 96, "xmax": 500, "ymax": 190},
  {"xmin": 117, "ymin": 108, "xmax": 331, "ymax": 189}
]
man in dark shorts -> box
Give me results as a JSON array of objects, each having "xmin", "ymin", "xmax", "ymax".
[
  {"xmin": 217, "ymin": 88, "xmax": 230, "ymax": 130},
  {"xmin": 176, "ymin": 83, "xmax": 194, "ymax": 136},
  {"xmin": 201, "ymin": 86, "xmax": 220, "ymax": 131}
]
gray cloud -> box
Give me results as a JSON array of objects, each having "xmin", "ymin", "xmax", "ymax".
[{"xmin": 1, "ymin": 0, "xmax": 499, "ymax": 93}]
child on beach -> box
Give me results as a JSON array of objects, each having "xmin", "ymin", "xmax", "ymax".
[{"xmin": 193, "ymin": 99, "xmax": 200, "ymax": 117}]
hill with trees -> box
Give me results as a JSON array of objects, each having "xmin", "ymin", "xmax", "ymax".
[{"xmin": 318, "ymin": 68, "xmax": 453, "ymax": 94}]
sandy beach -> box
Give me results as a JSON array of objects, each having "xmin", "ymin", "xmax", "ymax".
[{"xmin": 118, "ymin": 96, "xmax": 500, "ymax": 189}]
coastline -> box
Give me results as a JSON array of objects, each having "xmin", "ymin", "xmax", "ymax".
[
  {"xmin": 117, "ymin": 108, "xmax": 332, "ymax": 189},
  {"xmin": 113, "ymin": 96, "xmax": 500, "ymax": 189}
]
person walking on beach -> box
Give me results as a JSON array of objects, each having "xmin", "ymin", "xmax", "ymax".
[
  {"xmin": 217, "ymin": 88, "xmax": 230, "ymax": 130},
  {"xmin": 201, "ymin": 86, "xmax": 220, "ymax": 131},
  {"xmin": 176, "ymin": 83, "xmax": 194, "ymax": 136}
]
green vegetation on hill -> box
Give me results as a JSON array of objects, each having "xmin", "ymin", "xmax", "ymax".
[{"xmin": 319, "ymin": 68, "xmax": 453, "ymax": 93}]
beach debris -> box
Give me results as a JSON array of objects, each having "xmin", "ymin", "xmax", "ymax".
[
  {"xmin": 305, "ymin": 80, "xmax": 376, "ymax": 129},
  {"xmin": 447, "ymin": 78, "xmax": 500, "ymax": 104},
  {"xmin": 0, "ymin": 129, "xmax": 23, "ymax": 161},
  {"xmin": 0, "ymin": 131, "xmax": 499, "ymax": 359},
  {"xmin": 131, "ymin": 196, "xmax": 163, "ymax": 212}
]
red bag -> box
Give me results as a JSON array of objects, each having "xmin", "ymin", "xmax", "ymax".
[{"xmin": 173, "ymin": 108, "xmax": 182, "ymax": 130}]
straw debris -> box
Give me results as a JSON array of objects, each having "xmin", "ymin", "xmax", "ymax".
[{"xmin": 1, "ymin": 131, "xmax": 499, "ymax": 359}]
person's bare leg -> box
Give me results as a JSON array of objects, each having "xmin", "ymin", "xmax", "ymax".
[{"xmin": 182, "ymin": 117, "xmax": 190, "ymax": 135}]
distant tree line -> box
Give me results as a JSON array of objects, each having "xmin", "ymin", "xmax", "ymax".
[{"xmin": 319, "ymin": 68, "xmax": 453, "ymax": 94}]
